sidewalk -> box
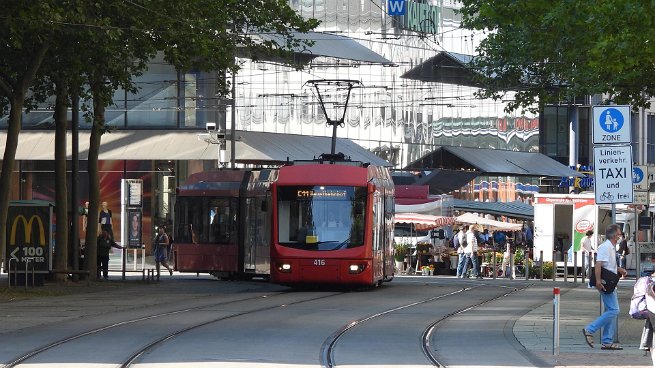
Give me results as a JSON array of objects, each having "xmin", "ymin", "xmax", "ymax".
[{"xmin": 515, "ymin": 279, "xmax": 653, "ymax": 367}]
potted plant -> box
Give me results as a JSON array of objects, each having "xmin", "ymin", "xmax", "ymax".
[{"xmin": 394, "ymin": 243, "xmax": 408, "ymax": 271}]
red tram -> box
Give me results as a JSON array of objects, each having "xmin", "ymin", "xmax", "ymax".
[
  {"xmin": 173, "ymin": 169, "xmax": 276, "ymax": 279},
  {"xmin": 270, "ymin": 155, "xmax": 395, "ymax": 287},
  {"xmin": 172, "ymin": 155, "xmax": 395, "ymax": 287}
]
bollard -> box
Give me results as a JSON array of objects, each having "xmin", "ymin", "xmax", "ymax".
[
  {"xmin": 573, "ymin": 251, "xmax": 578, "ymax": 284},
  {"xmin": 525, "ymin": 252, "xmax": 530, "ymax": 280},
  {"xmin": 492, "ymin": 250, "xmax": 497, "ymax": 280},
  {"xmin": 540, "ymin": 250, "xmax": 544, "ymax": 281},
  {"xmin": 553, "ymin": 287, "xmax": 560, "ymax": 355},
  {"xmin": 581, "ymin": 253, "xmax": 586, "ymax": 284},
  {"xmin": 552, "ymin": 251, "xmax": 556, "ymax": 282},
  {"xmin": 8, "ymin": 259, "xmax": 16, "ymax": 288}
]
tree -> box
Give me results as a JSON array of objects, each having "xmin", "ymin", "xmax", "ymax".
[
  {"xmin": 0, "ymin": 1, "xmax": 60, "ymax": 262},
  {"xmin": 458, "ymin": 0, "xmax": 655, "ymax": 112},
  {"xmin": 1, "ymin": 1, "xmax": 317, "ymax": 279}
]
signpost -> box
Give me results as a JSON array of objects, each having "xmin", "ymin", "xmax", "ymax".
[
  {"xmin": 592, "ymin": 105, "xmax": 633, "ymax": 229},
  {"xmin": 593, "ymin": 145, "xmax": 633, "ymax": 204}
]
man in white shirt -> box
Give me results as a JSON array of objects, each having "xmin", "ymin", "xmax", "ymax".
[
  {"xmin": 455, "ymin": 228, "xmax": 468, "ymax": 278},
  {"xmin": 457, "ymin": 225, "xmax": 482, "ymax": 279},
  {"xmin": 582, "ymin": 224, "xmax": 627, "ymax": 350},
  {"xmin": 580, "ymin": 230, "xmax": 595, "ymax": 276}
]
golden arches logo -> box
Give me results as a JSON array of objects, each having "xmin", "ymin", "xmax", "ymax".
[{"xmin": 9, "ymin": 215, "xmax": 46, "ymax": 246}]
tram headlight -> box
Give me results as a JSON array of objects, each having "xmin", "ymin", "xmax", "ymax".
[
  {"xmin": 348, "ymin": 263, "xmax": 366, "ymax": 274},
  {"xmin": 277, "ymin": 263, "xmax": 292, "ymax": 273}
]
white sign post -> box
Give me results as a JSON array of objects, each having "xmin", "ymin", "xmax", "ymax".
[
  {"xmin": 593, "ymin": 146, "xmax": 633, "ymax": 204},
  {"xmin": 592, "ymin": 105, "xmax": 633, "ymax": 208}
]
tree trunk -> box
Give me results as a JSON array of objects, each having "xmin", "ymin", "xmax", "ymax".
[
  {"xmin": 0, "ymin": 97, "xmax": 24, "ymax": 262},
  {"xmin": 53, "ymin": 80, "xmax": 69, "ymax": 281},
  {"xmin": 0, "ymin": 42, "xmax": 49, "ymax": 271},
  {"xmin": 83, "ymin": 84, "xmax": 105, "ymax": 280}
]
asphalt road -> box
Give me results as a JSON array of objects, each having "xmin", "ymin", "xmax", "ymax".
[{"xmin": 0, "ymin": 274, "xmax": 618, "ymax": 368}]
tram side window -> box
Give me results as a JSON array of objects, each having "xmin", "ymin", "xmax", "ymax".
[
  {"xmin": 209, "ymin": 198, "xmax": 236, "ymax": 244},
  {"xmin": 175, "ymin": 197, "xmax": 237, "ymax": 244}
]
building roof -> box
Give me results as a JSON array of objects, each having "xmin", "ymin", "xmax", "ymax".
[
  {"xmin": 453, "ymin": 199, "xmax": 534, "ymax": 220},
  {"xmin": 243, "ymin": 31, "xmax": 393, "ymax": 65},
  {"xmin": 405, "ymin": 145, "xmax": 582, "ymax": 178},
  {"xmin": 401, "ymin": 51, "xmax": 481, "ymax": 87},
  {"xmin": 0, "ymin": 130, "xmax": 390, "ymax": 167}
]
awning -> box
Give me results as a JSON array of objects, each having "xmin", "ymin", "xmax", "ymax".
[
  {"xmin": 243, "ymin": 31, "xmax": 393, "ymax": 65},
  {"xmin": 401, "ymin": 51, "xmax": 481, "ymax": 87},
  {"xmin": 394, "ymin": 213, "xmax": 456, "ymax": 230},
  {"xmin": 405, "ymin": 145, "xmax": 582, "ymax": 178},
  {"xmin": 453, "ymin": 199, "xmax": 534, "ymax": 220},
  {"xmin": 456, "ymin": 212, "xmax": 523, "ymax": 231},
  {"xmin": 0, "ymin": 130, "xmax": 390, "ymax": 166}
]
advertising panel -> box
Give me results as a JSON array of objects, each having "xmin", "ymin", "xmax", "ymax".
[{"xmin": 5, "ymin": 204, "xmax": 52, "ymax": 273}]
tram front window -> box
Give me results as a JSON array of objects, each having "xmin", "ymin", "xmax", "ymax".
[{"xmin": 277, "ymin": 186, "xmax": 366, "ymax": 250}]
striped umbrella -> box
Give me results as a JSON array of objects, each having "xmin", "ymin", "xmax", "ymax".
[{"xmin": 394, "ymin": 212, "xmax": 457, "ymax": 230}]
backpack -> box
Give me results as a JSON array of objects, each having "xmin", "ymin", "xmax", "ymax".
[{"xmin": 629, "ymin": 276, "xmax": 653, "ymax": 319}]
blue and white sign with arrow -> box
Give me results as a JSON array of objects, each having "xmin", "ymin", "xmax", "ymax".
[{"xmin": 593, "ymin": 105, "xmax": 631, "ymax": 145}]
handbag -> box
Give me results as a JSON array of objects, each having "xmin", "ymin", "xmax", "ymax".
[{"xmin": 589, "ymin": 267, "xmax": 620, "ymax": 293}]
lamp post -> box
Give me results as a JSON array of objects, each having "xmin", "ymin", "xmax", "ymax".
[{"xmin": 306, "ymin": 79, "xmax": 360, "ymax": 156}]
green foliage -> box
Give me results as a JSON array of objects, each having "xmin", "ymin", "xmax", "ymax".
[
  {"xmin": 459, "ymin": 0, "xmax": 655, "ymax": 112},
  {"xmin": 394, "ymin": 243, "xmax": 409, "ymax": 262},
  {"xmin": 529, "ymin": 261, "xmax": 554, "ymax": 279}
]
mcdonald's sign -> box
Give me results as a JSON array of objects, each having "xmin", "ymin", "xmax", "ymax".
[
  {"xmin": 10, "ymin": 215, "xmax": 46, "ymax": 246},
  {"xmin": 5, "ymin": 203, "xmax": 53, "ymax": 273}
]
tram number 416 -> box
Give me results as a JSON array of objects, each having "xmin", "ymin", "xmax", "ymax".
[{"xmin": 313, "ymin": 259, "xmax": 326, "ymax": 266}]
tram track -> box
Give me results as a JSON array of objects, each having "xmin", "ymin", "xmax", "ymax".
[
  {"xmin": 319, "ymin": 282, "xmax": 531, "ymax": 368},
  {"xmin": 2, "ymin": 290, "xmax": 343, "ymax": 368}
]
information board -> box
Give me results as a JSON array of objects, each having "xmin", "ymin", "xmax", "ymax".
[{"xmin": 593, "ymin": 145, "xmax": 633, "ymax": 204}]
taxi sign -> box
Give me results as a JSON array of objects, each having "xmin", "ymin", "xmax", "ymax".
[
  {"xmin": 593, "ymin": 105, "xmax": 631, "ymax": 145},
  {"xmin": 593, "ymin": 145, "xmax": 633, "ymax": 204}
]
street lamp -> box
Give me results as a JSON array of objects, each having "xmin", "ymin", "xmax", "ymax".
[{"xmin": 306, "ymin": 79, "xmax": 361, "ymax": 156}]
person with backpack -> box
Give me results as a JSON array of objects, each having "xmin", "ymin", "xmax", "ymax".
[{"xmin": 582, "ymin": 224, "xmax": 627, "ymax": 351}]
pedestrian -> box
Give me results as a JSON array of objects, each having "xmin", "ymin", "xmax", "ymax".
[
  {"xmin": 581, "ymin": 230, "xmax": 595, "ymax": 277},
  {"xmin": 96, "ymin": 230, "xmax": 123, "ymax": 280},
  {"xmin": 582, "ymin": 223, "xmax": 627, "ymax": 350},
  {"xmin": 617, "ymin": 235, "xmax": 630, "ymax": 277},
  {"xmin": 99, "ymin": 201, "xmax": 114, "ymax": 239},
  {"xmin": 456, "ymin": 228, "xmax": 468, "ymax": 278},
  {"xmin": 457, "ymin": 225, "xmax": 482, "ymax": 279},
  {"xmin": 453, "ymin": 228, "xmax": 464, "ymax": 277},
  {"xmin": 154, "ymin": 225, "xmax": 174, "ymax": 278},
  {"xmin": 501, "ymin": 242, "xmax": 515, "ymax": 279},
  {"xmin": 468, "ymin": 225, "xmax": 482, "ymax": 280}
]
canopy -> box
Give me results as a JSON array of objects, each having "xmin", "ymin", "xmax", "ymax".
[
  {"xmin": 453, "ymin": 199, "xmax": 534, "ymax": 220},
  {"xmin": 456, "ymin": 212, "xmax": 523, "ymax": 231},
  {"xmin": 394, "ymin": 213, "xmax": 456, "ymax": 230}
]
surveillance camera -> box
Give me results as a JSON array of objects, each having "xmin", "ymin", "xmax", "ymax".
[{"xmin": 206, "ymin": 122, "xmax": 217, "ymax": 131}]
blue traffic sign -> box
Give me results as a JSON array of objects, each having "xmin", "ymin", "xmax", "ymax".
[
  {"xmin": 592, "ymin": 105, "xmax": 631, "ymax": 145},
  {"xmin": 599, "ymin": 108, "xmax": 624, "ymax": 133},
  {"xmin": 388, "ymin": 0, "xmax": 406, "ymax": 16},
  {"xmin": 633, "ymin": 167, "xmax": 645, "ymax": 184}
]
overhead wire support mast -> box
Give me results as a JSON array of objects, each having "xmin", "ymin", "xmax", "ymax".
[{"xmin": 306, "ymin": 79, "xmax": 361, "ymax": 156}]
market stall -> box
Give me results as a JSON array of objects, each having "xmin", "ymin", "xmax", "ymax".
[{"xmin": 393, "ymin": 213, "xmax": 457, "ymax": 274}]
